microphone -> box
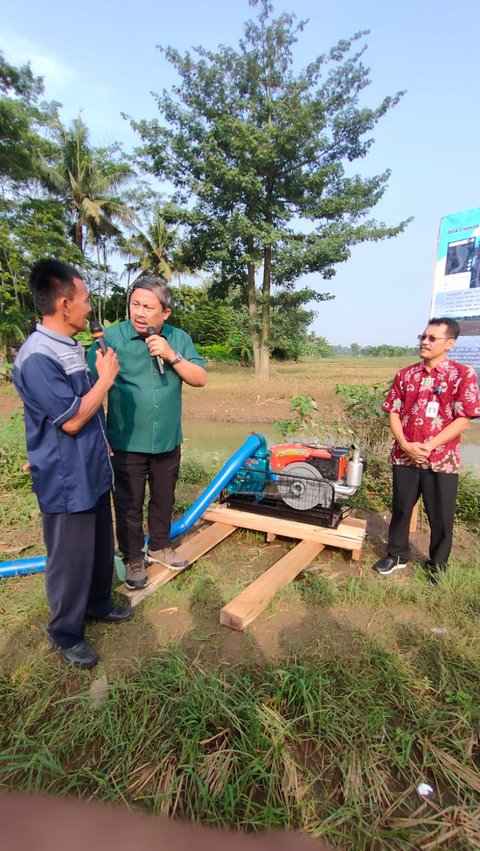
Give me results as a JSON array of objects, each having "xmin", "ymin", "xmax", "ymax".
[
  {"xmin": 89, "ymin": 319, "xmax": 107, "ymax": 355},
  {"xmin": 146, "ymin": 326, "xmax": 165, "ymax": 375}
]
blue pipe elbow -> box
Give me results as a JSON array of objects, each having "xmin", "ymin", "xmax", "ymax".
[{"xmin": 170, "ymin": 432, "xmax": 265, "ymax": 539}]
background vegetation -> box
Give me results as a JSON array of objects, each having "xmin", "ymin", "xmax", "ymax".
[{"xmin": 1, "ymin": 0, "xmax": 411, "ymax": 380}]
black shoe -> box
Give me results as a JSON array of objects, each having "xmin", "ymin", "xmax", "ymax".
[
  {"xmin": 373, "ymin": 555, "xmax": 408, "ymax": 575},
  {"xmin": 57, "ymin": 640, "xmax": 99, "ymax": 669},
  {"xmin": 90, "ymin": 605, "xmax": 134, "ymax": 624}
]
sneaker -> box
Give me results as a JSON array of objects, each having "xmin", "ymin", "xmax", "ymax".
[
  {"xmin": 372, "ymin": 555, "xmax": 408, "ymax": 575},
  {"xmin": 145, "ymin": 546, "xmax": 188, "ymax": 571},
  {"xmin": 125, "ymin": 557, "xmax": 148, "ymax": 590}
]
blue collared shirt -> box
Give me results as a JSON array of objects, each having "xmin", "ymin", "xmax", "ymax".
[{"xmin": 13, "ymin": 324, "xmax": 113, "ymax": 513}]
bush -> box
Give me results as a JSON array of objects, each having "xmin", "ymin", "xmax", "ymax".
[
  {"xmin": 196, "ymin": 343, "xmax": 235, "ymax": 362},
  {"xmin": 335, "ymin": 382, "xmax": 392, "ymax": 455},
  {"xmin": 456, "ymin": 469, "xmax": 480, "ymax": 527}
]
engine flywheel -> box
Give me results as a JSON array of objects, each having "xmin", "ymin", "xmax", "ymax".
[{"xmin": 276, "ymin": 461, "xmax": 332, "ymax": 511}]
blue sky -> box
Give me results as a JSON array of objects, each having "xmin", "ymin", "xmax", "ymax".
[{"xmin": 1, "ymin": 0, "xmax": 479, "ymax": 346}]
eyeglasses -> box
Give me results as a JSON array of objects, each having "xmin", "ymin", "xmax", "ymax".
[{"xmin": 417, "ymin": 334, "xmax": 451, "ymax": 343}]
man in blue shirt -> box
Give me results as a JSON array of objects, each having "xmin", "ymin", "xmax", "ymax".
[{"xmin": 13, "ymin": 259, "xmax": 133, "ymax": 669}]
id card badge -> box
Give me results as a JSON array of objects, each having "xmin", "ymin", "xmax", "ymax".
[{"xmin": 426, "ymin": 401, "xmax": 439, "ymax": 418}]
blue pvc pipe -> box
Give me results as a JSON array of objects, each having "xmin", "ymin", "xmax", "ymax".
[
  {"xmin": 0, "ymin": 556, "xmax": 47, "ymax": 578},
  {"xmin": 170, "ymin": 432, "xmax": 265, "ymax": 539},
  {"xmin": 0, "ymin": 432, "xmax": 266, "ymax": 578}
]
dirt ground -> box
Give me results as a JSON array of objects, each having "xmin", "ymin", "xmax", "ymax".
[{"xmin": 181, "ymin": 359, "xmax": 401, "ymax": 423}]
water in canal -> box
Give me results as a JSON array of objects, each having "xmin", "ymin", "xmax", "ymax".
[{"xmin": 183, "ymin": 419, "xmax": 480, "ymax": 476}]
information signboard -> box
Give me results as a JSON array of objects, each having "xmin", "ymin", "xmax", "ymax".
[{"xmin": 431, "ymin": 206, "xmax": 480, "ymax": 374}]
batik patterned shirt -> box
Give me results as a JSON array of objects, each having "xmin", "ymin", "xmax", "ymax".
[{"xmin": 382, "ymin": 359, "xmax": 480, "ymax": 473}]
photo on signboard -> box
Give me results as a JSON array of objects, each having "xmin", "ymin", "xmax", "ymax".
[
  {"xmin": 445, "ymin": 237, "xmax": 475, "ymax": 276},
  {"xmin": 469, "ymin": 240, "xmax": 480, "ymax": 288}
]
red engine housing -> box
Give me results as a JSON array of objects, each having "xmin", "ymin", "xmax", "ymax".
[{"xmin": 269, "ymin": 443, "xmax": 349, "ymax": 482}]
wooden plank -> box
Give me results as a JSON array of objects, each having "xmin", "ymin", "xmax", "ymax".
[
  {"xmin": 119, "ymin": 522, "xmax": 236, "ymax": 607},
  {"xmin": 203, "ymin": 504, "xmax": 366, "ymax": 551},
  {"xmin": 342, "ymin": 516, "xmax": 367, "ymax": 530},
  {"xmin": 409, "ymin": 500, "xmax": 419, "ymax": 533},
  {"xmin": 220, "ymin": 540, "xmax": 325, "ymax": 631}
]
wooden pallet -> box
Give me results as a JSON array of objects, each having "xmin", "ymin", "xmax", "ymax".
[
  {"xmin": 203, "ymin": 504, "xmax": 366, "ymax": 560},
  {"xmin": 119, "ymin": 504, "xmax": 366, "ymax": 626},
  {"xmin": 203, "ymin": 504, "xmax": 366, "ymax": 630}
]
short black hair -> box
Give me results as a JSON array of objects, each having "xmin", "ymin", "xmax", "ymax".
[
  {"xmin": 429, "ymin": 317, "xmax": 460, "ymax": 340},
  {"xmin": 130, "ymin": 276, "xmax": 171, "ymax": 310},
  {"xmin": 29, "ymin": 259, "xmax": 82, "ymax": 316}
]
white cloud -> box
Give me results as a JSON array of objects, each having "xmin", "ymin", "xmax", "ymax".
[{"xmin": 0, "ymin": 30, "xmax": 78, "ymax": 93}]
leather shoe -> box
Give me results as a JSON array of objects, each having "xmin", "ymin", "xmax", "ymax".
[
  {"xmin": 88, "ymin": 605, "xmax": 134, "ymax": 624},
  {"xmin": 58, "ymin": 640, "xmax": 99, "ymax": 669}
]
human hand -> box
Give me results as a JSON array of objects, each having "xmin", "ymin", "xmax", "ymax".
[
  {"xmin": 145, "ymin": 332, "xmax": 174, "ymax": 362},
  {"xmin": 95, "ymin": 346, "xmax": 119, "ymax": 386},
  {"xmin": 403, "ymin": 441, "xmax": 430, "ymax": 466}
]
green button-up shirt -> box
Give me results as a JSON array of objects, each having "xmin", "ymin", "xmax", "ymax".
[{"xmin": 87, "ymin": 320, "xmax": 205, "ymax": 454}]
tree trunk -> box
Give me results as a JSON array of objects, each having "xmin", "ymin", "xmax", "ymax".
[
  {"xmin": 257, "ymin": 246, "xmax": 271, "ymax": 381},
  {"xmin": 246, "ymin": 248, "xmax": 261, "ymax": 374},
  {"xmin": 75, "ymin": 221, "xmax": 83, "ymax": 254}
]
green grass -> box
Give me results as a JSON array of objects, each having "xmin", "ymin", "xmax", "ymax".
[{"xmin": 1, "ymin": 644, "xmax": 480, "ymax": 848}]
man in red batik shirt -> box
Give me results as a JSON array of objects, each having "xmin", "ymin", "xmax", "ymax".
[{"xmin": 373, "ymin": 317, "xmax": 480, "ymax": 584}]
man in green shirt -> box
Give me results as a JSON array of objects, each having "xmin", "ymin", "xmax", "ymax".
[{"xmin": 88, "ymin": 278, "xmax": 207, "ymax": 590}]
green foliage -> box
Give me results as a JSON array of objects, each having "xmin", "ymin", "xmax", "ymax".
[
  {"xmin": 0, "ymin": 51, "xmax": 53, "ymax": 184},
  {"xmin": 0, "ymin": 410, "xmax": 30, "ymax": 491},
  {"xmin": 301, "ymin": 335, "xmax": 332, "ymax": 358},
  {"xmin": 178, "ymin": 455, "xmax": 217, "ymax": 485},
  {"xmin": 335, "ymin": 382, "xmax": 392, "ymax": 455},
  {"xmin": 349, "ymin": 343, "xmax": 418, "ymax": 357},
  {"xmin": 275, "ymin": 393, "xmax": 350, "ymax": 443},
  {"xmin": 196, "ymin": 343, "xmax": 235, "ymax": 362},
  {"xmin": 456, "ymin": 469, "xmax": 480, "ymax": 527},
  {"xmin": 349, "ymin": 457, "xmax": 393, "ymax": 512}
]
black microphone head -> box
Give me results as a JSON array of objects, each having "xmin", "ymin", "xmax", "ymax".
[
  {"xmin": 146, "ymin": 326, "xmax": 156, "ymax": 336},
  {"xmin": 89, "ymin": 319, "xmax": 107, "ymax": 354}
]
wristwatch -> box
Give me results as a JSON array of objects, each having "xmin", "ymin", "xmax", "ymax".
[{"xmin": 170, "ymin": 352, "xmax": 183, "ymax": 367}]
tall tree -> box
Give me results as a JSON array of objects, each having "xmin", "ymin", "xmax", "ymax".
[
  {"xmin": 0, "ymin": 51, "xmax": 48, "ymax": 188},
  {"xmin": 131, "ymin": 0, "xmax": 411, "ymax": 378}
]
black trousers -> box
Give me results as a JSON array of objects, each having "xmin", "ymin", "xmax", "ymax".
[
  {"xmin": 111, "ymin": 446, "xmax": 181, "ymax": 563},
  {"xmin": 42, "ymin": 491, "xmax": 115, "ymax": 648},
  {"xmin": 387, "ymin": 465, "xmax": 458, "ymax": 567}
]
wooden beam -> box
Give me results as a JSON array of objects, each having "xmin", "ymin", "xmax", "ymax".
[
  {"xmin": 203, "ymin": 504, "xmax": 366, "ymax": 552},
  {"xmin": 220, "ymin": 540, "xmax": 325, "ymax": 631},
  {"xmin": 119, "ymin": 522, "xmax": 236, "ymax": 607},
  {"xmin": 409, "ymin": 500, "xmax": 420, "ymax": 533}
]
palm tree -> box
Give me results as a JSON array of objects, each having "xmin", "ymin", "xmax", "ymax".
[
  {"xmin": 119, "ymin": 209, "xmax": 196, "ymax": 284},
  {"xmin": 40, "ymin": 117, "xmax": 134, "ymax": 256}
]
